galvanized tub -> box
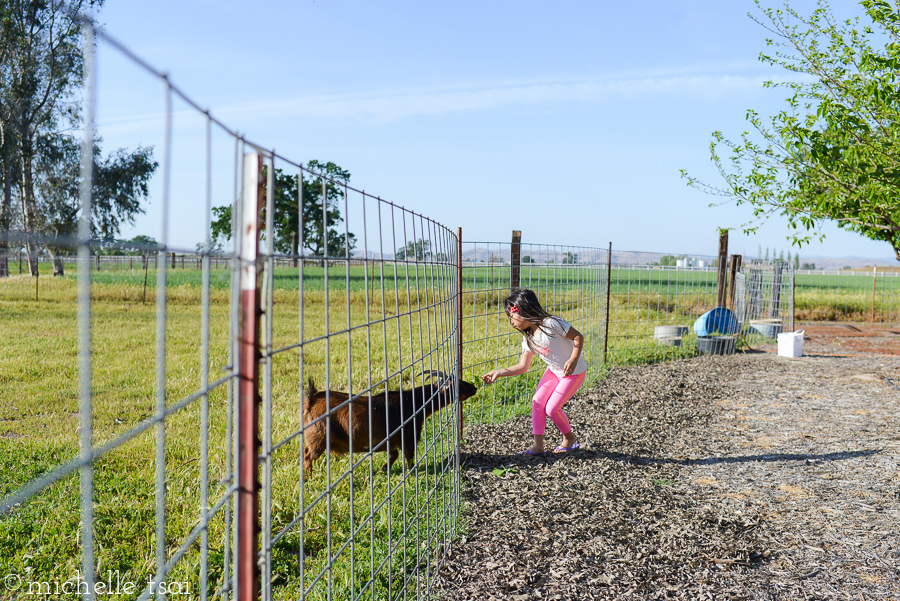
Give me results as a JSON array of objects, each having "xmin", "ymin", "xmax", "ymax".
[
  {"xmin": 654, "ymin": 325, "xmax": 689, "ymax": 339},
  {"xmin": 749, "ymin": 319, "xmax": 782, "ymax": 340},
  {"xmin": 697, "ymin": 335, "xmax": 735, "ymax": 355}
]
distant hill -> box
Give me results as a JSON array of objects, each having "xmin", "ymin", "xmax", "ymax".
[{"xmin": 791, "ymin": 256, "xmax": 897, "ymax": 270}]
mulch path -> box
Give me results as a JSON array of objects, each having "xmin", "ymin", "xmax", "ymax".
[{"xmin": 435, "ymin": 348, "xmax": 900, "ymax": 599}]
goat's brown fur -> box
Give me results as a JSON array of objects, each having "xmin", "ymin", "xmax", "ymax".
[{"xmin": 302, "ymin": 375, "xmax": 477, "ymax": 473}]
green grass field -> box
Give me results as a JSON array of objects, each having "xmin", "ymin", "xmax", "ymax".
[
  {"xmin": 3, "ymin": 262, "xmax": 896, "ymax": 599},
  {"xmin": 0, "ymin": 274, "xmax": 470, "ymax": 600}
]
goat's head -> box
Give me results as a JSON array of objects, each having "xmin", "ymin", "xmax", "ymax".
[{"xmin": 420, "ymin": 370, "xmax": 478, "ymax": 402}]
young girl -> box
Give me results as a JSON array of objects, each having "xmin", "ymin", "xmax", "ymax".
[{"xmin": 483, "ymin": 288, "xmax": 587, "ymax": 455}]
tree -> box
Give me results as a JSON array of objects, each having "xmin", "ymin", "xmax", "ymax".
[
  {"xmin": 396, "ymin": 238, "xmax": 430, "ymax": 261},
  {"xmin": 682, "ymin": 0, "xmax": 900, "ymax": 263},
  {"xmin": 211, "ymin": 160, "xmax": 356, "ymax": 260},
  {"xmin": 561, "ymin": 251, "xmax": 579, "ymax": 264},
  {"xmin": 129, "ymin": 234, "xmax": 158, "ymax": 268},
  {"xmin": 34, "ymin": 133, "xmax": 156, "ymax": 275},
  {"xmin": 0, "ymin": 0, "xmax": 107, "ymax": 276}
]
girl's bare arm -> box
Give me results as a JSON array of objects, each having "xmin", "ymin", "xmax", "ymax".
[
  {"xmin": 563, "ymin": 326, "xmax": 584, "ymax": 375},
  {"xmin": 483, "ymin": 351, "xmax": 534, "ymax": 383}
]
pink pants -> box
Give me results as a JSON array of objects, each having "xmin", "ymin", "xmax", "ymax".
[{"xmin": 532, "ymin": 369, "xmax": 586, "ymax": 436}]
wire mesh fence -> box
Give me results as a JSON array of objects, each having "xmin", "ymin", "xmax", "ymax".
[
  {"xmin": 459, "ymin": 249, "xmax": 801, "ymax": 439},
  {"xmin": 0, "ymin": 13, "xmax": 466, "ymax": 601},
  {"xmin": 793, "ymin": 267, "xmax": 900, "ymax": 326},
  {"xmin": 733, "ymin": 260, "xmax": 795, "ymax": 347},
  {"xmin": 3, "ymin": 6, "xmax": 897, "ymax": 601},
  {"xmin": 459, "ymin": 240, "xmax": 608, "ymax": 428}
]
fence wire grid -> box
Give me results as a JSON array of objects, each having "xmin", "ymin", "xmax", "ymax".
[{"xmin": 0, "ymin": 14, "xmax": 465, "ymax": 601}]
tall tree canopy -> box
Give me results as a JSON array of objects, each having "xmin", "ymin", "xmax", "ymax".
[
  {"xmin": 35, "ymin": 133, "xmax": 156, "ymax": 275},
  {"xmin": 0, "ymin": 0, "xmax": 158, "ymax": 277},
  {"xmin": 211, "ymin": 160, "xmax": 357, "ymax": 258},
  {"xmin": 682, "ymin": 0, "xmax": 900, "ymax": 262}
]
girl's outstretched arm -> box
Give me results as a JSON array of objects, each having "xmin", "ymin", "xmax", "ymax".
[
  {"xmin": 483, "ymin": 351, "xmax": 534, "ymax": 384},
  {"xmin": 563, "ymin": 326, "xmax": 584, "ymax": 376}
]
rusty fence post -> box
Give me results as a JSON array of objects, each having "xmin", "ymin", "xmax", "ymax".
[{"xmin": 238, "ymin": 152, "xmax": 262, "ymax": 601}]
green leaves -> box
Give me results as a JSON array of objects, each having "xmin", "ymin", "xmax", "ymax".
[
  {"xmin": 682, "ymin": 0, "xmax": 900, "ymax": 263},
  {"xmin": 210, "ymin": 162, "xmax": 357, "ymax": 258},
  {"xmin": 491, "ymin": 466, "xmax": 518, "ymax": 478}
]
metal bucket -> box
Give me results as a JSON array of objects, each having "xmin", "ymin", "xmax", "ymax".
[
  {"xmin": 697, "ymin": 335, "xmax": 735, "ymax": 355},
  {"xmin": 654, "ymin": 325, "xmax": 689, "ymax": 339},
  {"xmin": 749, "ymin": 319, "xmax": 782, "ymax": 339}
]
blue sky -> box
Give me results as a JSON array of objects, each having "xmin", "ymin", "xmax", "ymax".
[{"xmin": 90, "ymin": 0, "xmax": 894, "ymax": 262}]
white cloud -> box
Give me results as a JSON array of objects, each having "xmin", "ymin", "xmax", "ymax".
[
  {"xmin": 96, "ymin": 64, "xmax": 780, "ymax": 137},
  {"xmin": 213, "ymin": 71, "xmax": 771, "ymax": 125}
]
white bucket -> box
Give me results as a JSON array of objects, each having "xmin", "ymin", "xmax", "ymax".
[{"xmin": 777, "ymin": 329, "xmax": 804, "ymax": 357}]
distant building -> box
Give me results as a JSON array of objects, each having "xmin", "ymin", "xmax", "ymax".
[{"xmin": 676, "ymin": 257, "xmax": 707, "ymax": 269}]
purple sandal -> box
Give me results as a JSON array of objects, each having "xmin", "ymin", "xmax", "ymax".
[
  {"xmin": 521, "ymin": 448, "xmax": 546, "ymax": 457},
  {"xmin": 554, "ymin": 443, "xmax": 581, "ymax": 453}
]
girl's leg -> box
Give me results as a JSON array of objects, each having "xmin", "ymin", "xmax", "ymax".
[
  {"xmin": 545, "ymin": 371, "xmax": 586, "ymax": 447},
  {"xmin": 527, "ymin": 370, "xmax": 560, "ymax": 453}
]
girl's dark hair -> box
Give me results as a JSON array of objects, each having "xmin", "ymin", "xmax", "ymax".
[{"xmin": 505, "ymin": 288, "xmax": 562, "ymax": 353}]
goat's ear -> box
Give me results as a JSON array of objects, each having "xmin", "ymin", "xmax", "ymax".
[{"xmin": 305, "ymin": 377, "xmax": 317, "ymax": 399}]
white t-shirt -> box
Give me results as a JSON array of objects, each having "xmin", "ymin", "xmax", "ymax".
[{"xmin": 521, "ymin": 316, "xmax": 587, "ymax": 378}]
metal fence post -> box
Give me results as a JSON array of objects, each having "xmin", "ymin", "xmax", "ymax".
[
  {"xmin": 728, "ymin": 255, "xmax": 741, "ymax": 310},
  {"xmin": 603, "ymin": 242, "xmax": 611, "ymax": 365},
  {"xmin": 457, "ymin": 226, "xmax": 464, "ymax": 437},
  {"xmin": 77, "ymin": 21, "xmax": 96, "ymax": 601},
  {"xmin": 872, "ymin": 266, "xmax": 877, "ymax": 324},
  {"xmin": 238, "ymin": 153, "xmax": 262, "ymax": 601}
]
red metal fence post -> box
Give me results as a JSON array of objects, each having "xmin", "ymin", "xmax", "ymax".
[{"xmin": 238, "ymin": 153, "xmax": 262, "ymax": 601}]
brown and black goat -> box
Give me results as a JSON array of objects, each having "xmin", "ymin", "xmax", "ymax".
[{"xmin": 302, "ymin": 371, "xmax": 478, "ymax": 473}]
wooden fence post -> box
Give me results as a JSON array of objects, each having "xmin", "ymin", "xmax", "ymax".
[
  {"xmin": 716, "ymin": 231, "xmax": 729, "ymax": 307},
  {"xmin": 510, "ymin": 230, "xmax": 521, "ymax": 291}
]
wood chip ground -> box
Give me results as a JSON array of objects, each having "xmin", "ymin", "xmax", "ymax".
[{"xmin": 435, "ymin": 351, "xmax": 900, "ymax": 600}]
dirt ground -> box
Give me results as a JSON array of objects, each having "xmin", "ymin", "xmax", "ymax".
[{"xmin": 434, "ymin": 338, "xmax": 900, "ymax": 599}]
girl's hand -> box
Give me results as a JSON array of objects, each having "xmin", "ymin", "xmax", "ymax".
[
  {"xmin": 483, "ymin": 370, "xmax": 501, "ymax": 384},
  {"xmin": 563, "ymin": 358, "xmax": 577, "ymax": 376}
]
